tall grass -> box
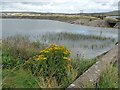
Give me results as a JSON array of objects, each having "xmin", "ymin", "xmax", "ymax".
[
  {"xmin": 97, "ymin": 64, "xmax": 118, "ymax": 88},
  {"xmin": 40, "ymin": 32, "xmax": 115, "ymax": 41},
  {"xmin": 40, "ymin": 32, "xmax": 115, "ymax": 50},
  {"xmin": 2, "ymin": 35, "xmax": 47, "ymax": 61},
  {"xmin": 2, "ymin": 68, "xmax": 39, "ymax": 88}
]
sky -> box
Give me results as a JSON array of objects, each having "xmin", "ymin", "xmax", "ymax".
[{"xmin": 0, "ymin": 0, "xmax": 119, "ymax": 13}]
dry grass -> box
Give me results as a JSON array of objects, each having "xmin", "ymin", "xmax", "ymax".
[{"xmin": 2, "ymin": 35, "xmax": 47, "ymax": 60}]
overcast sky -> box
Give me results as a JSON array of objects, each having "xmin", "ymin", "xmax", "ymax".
[{"xmin": 0, "ymin": 0, "xmax": 119, "ymax": 13}]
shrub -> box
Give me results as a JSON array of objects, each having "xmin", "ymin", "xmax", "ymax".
[{"xmin": 24, "ymin": 44, "xmax": 72, "ymax": 84}]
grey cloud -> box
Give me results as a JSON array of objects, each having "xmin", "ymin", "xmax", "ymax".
[
  {"xmin": 101, "ymin": 3, "xmax": 107, "ymax": 6},
  {"xmin": 21, "ymin": 2, "xmax": 50, "ymax": 5},
  {"xmin": 0, "ymin": 0, "xmax": 50, "ymax": 2},
  {"xmin": 111, "ymin": 2, "xmax": 118, "ymax": 6}
]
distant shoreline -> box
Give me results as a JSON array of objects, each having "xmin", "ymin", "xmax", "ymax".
[{"xmin": 1, "ymin": 12, "xmax": 120, "ymax": 29}]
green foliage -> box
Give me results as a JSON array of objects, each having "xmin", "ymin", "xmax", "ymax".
[
  {"xmin": 2, "ymin": 69, "xmax": 39, "ymax": 88},
  {"xmin": 79, "ymin": 58, "xmax": 97, "ymax": 75},
  {"xmin": 24, "ymin": 44, "xmax": 72, "ymax": 84},
  {"xmin": 97, "ymin": 65, "xmax": 118, "ymax": 88},
  {"xmin": 2, "ymin": 48, "xmax": 23, "ymax": 69},
  {"xmin": 2, "ymin": 35, "xmax": 47, "ymax": 69}
]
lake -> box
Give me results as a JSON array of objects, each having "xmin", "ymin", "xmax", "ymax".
[{"xmin": 1, "ymin": 19, "xmax": 118, "ymax": 59}]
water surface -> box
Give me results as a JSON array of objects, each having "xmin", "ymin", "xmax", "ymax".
[{"xmin": 1, "ymin": 19, "xmax": 118, "ymax": 59}]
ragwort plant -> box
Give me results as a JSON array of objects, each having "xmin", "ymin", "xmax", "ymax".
[{"xmin": 24, "ymin": 44, "xmax": 72, "ymax": 84}]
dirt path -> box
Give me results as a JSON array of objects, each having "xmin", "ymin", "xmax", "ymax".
[{"xmin": 67, "ymin": 44, "xmax": 118, "ymax": 88}]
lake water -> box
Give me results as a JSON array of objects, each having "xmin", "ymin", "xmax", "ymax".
[{"xmin": 1, "ymin": 19, "xmax": 118, "ymax": 59}]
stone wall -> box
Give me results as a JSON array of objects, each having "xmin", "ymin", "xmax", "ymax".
[{"xmin": 67, "ymin": 45, "xmax": 118, "ymax": 89}]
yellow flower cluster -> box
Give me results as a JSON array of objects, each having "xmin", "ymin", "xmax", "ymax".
[
  {"xmin": 50, "ymin": 44, "xmax": 58, "ymax": 48},
  {"xmin": 63, "ymin": 57, "xmax": 71, "ymax": 61},
  {"xmin": 33, "ymin": 44, "xmax": 71, "ymax": 61},
  {"xmin": 63, "ymin": 50, "xmax": 71, "ymax": 55},
  {"xmin": 40, "ymin": 44, "xmax": 70, "ymax": 54},
  {"xmin": 34, "ymin": 55, "xmax": 47, "ymax": 61}
]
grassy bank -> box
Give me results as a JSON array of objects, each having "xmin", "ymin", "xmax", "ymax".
[
  {"xmin": 2, "ymin": 35, "xmax": 97, "ymax": 88},
  {"xmin": 97, "ymin": 64, "xmax": 118, "ymax": 88},
  {"xmin": 2, "ymin": 57, "xmax": 97, "ymax": 88}
]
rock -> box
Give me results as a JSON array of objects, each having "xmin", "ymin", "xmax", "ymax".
[
  {"xmin": 114, "ymin": 22, "xmax": 120, "ymax": 29},
  {"xmin": 72, "ymin": 19, "xmax": 90, "ymax": 25},
  {"xmin": 88, "ymin": 20, "xmax": 110, "ymax": 27}
]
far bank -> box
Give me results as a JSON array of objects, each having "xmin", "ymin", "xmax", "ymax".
[{"xmin": 1, "ymin": 12, "xmax": 120, "ymax": 29}]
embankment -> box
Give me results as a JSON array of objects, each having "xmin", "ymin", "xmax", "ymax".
[
  {"xmin": 1, "ymin": 12, "xmax": 119, "ymax": 29},
  {"xmin": 67, "ymin": 44, "xmax": 118, "ymax": 88}
]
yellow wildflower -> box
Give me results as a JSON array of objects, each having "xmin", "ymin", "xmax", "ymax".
[
  {"xmin": 40, "ymin": 50, "xmax": 49, "ymax": 53},
  {"xmin": 50, "ymin": 44, "xmax": 58, "ymax": 48},
  {"xmin": 64, "ymin": 50, "xmax": 71, "ymax": 55},
  {"xmin": 60, "ymin": 46, "xmax": 65, "ymax": 50},
  {"xmin": 48, "ymin": 47, "xmax": 53, "ymax": 51},
  {"xmin": 35, "ymin": 58, "xmax": 39, "ymax": 61},
  {"xmin": 54, "ymin": 47, "xmax": 60, "ymax": 51},
  {"xmin": 34, "ymin": 55, "xmax": 47, "ymax": 61},
  {"xmin": 43, "ymin": 57, "xmax": 47, "ymax": 60},
  {"xmin": 40, "ymin": 50, "xmax": 46, "ymax": 53},
  {"xmin": 63, "ymin": 57, "xmax": 71, "ymax": 61},
  {"xmin": 38, "ymin": 55, "xmax": 44, "ymax": 58}
]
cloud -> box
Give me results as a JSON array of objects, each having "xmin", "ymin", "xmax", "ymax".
[
  {"xmin": 93, "ymin": 0, "xmax": 111, "ymax": 3},
  {"xmin": 0, "ymin": 0, "xmax": 50, "ymax": 2},
  {"xmin": 0, "ymin": 0, "xmax": 119, "ymax": 13}
]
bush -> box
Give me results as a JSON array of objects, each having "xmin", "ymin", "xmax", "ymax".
[{"xmin": 24, "ymin": 44, "xmax": 72, "ymax": 84}]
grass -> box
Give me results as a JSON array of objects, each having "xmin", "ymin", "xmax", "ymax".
[
  {"xmin": 41, "ymin": 32, "xmax": 115, "ymax": 41},
  {"xmin": 96, "ymin": 64, "xmax": 118, "ymax": 88},
  {"xmin": 40, "ymin": 32, "xmax": 115, "ymax": 50},
  {"xmin": 2, "ymin": 69, "xmax": 39, "ymax": 88},
  {"xmin": 2, "ymin": 35, "xmax": 47, "ymax": 60},
  {"xmin": 2, "ymin": 34, "xmax": 117, "ymax": 88},
  {"xmin": 105, "ymin": 18, "xmax": 118, "ymax": 22},
  {"xmin": 2, "ymin": 35, "xmax": 98, "ymax": 88},
  {"xmin": 2, "ymin": 56, "xmax": 97, "ymax": 88},
  {"xmin": 78, "ymin": 58, "xmax": 97, "ymax": 75}
]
